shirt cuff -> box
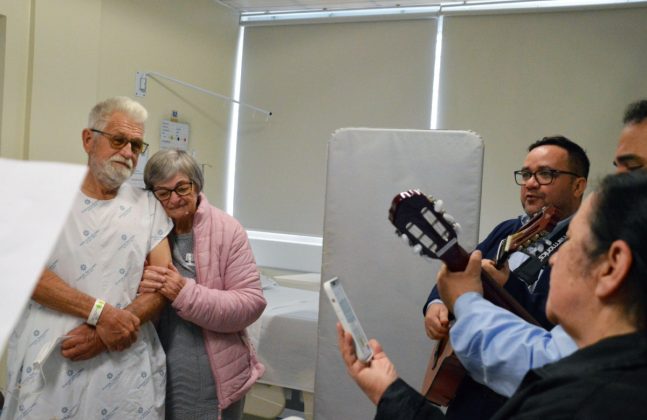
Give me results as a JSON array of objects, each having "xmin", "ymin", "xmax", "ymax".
[
  {"xmin": 453, "ymin": 292, "xmax": 484, "ymax": 319},
  {"xmin": 425, "ymin": 298, "xmax": 444, "ymax": 313}
]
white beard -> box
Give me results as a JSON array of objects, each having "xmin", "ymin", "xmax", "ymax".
[{"xmin": 90, "ymin": 155, "xmax": 134, "ymax": 190}]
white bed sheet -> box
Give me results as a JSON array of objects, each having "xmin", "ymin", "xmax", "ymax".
[{"xmin": 248, "ymin": 282, "xmax": 319, "ymax": 392}]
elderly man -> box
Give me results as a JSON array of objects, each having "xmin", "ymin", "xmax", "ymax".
[
  {"xmin": 423, "ymin": 135, "xmax": 588, "ymax": 417},
  {"xmin": 1, "ymin": 97, "xmax": 173, "ymax": 419},
  {"xmin": 339, "ymin": 170, "xmax": 647, "ymax": 419}
]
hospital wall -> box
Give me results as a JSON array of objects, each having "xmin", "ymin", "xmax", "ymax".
[{"xmin": 0, "ymin": 0, "xmax": 239, "ymax": 393}]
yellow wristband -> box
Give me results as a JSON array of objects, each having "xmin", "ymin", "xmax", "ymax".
[{"xmin": 87, "ymin": 298, "xmax": 106, "ymax": 326}]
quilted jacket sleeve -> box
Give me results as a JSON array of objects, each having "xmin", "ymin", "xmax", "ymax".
[{"xmin": 172, "ymin": 214, "xmax": 266, "ymax": 333}]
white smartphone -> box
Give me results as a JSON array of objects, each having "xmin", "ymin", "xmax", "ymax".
[{"xmin": 323, "ymin": 277, "xmax": 373, "ymax": 363}]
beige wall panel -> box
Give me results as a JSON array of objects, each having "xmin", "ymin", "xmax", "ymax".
[
  {"xmin": 439, "ymin": 7, "xmax": 647, "ymax": 237},
  {"xmin": 97, "ymin": 0, "xmax": 239, "ymax": 207},
  {"xmin": 28, "ymin": 0, "xmax": 102, "ymax": 164},
  {"xmin": 0, "ymin": 0, "xmax": 31, "ymax": 159},
  {"xmin": 24, "ymin": 0, "xmax": 237, "ymax": 207}
]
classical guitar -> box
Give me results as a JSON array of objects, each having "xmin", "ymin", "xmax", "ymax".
[
  {"xmin": 494, "ymin": 206, "xmax": 559, "ymax": 269},
  {"xmin": 388, "ymin": 189, "xmax": 559, "ymax": 406}
]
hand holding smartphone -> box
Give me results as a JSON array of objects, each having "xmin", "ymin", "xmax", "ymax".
[{"xmin": 323, "ymin": 277, "xmax": 373, "ymax": 363}]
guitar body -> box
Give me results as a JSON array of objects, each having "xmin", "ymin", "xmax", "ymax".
[
  {"xmin": 422, "ymin": 338, "xmax": 465, "ymax": 406},
  {"xmin": 389, "ymin": 190, "xmax": 558, "ymax": 406}
]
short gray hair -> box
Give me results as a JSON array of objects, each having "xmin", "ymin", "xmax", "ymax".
[
  {"xmin": 88, "ymin": 96, "xmax": 148, "ymax": 130},
  {"xmin": 144, "ymin": 149, "xmax": 204, "ymax": 194}
]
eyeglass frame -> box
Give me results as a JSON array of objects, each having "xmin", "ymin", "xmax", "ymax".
[
  {"xmin": 152, "ymin": 181, "xmax": 194, "ymax": 201},
  {"xmin": 90, "ymin": 128, "xmax": 149, "ymax": 155},
  {"xmin": 513, "ymin": 168, "xmax": 582, "ymax": 186}
]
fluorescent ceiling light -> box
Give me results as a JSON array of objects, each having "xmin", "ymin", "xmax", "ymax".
[
  {"xmin": 226, "ymin": 26, "xmax": 245, "ymax": 216},
  {"xmin": 240, "ymin": 0, "xmax": 647, "ymax": 23},
  {"xmin": 241, "ymin": 6, "xmax": 440, "ymax": 23},
  {"xmin": 430, "ymin": 15, "xmax": 444, "ymax": 130},
  {"xmin": 442, "ymin": 0, "xmax": 647, "ymax": 12}
]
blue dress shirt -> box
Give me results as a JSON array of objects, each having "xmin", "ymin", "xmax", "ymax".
[{"xmin": 450, "ymin": 292, "xmax": 578, "ymax": 397}]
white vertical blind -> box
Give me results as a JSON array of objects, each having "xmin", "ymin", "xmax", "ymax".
[
  {"xmin": 438, "ymin": 7, "xmax": 647, "ymax": 237},
  {"xmin": 236, "ymin": 18, "xmax": 437, "ymax": 236}
]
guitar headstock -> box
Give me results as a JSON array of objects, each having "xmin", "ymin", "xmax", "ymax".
[
  {"xmin": 389, "ymin": 190, "xmax": 464, "ymax": 268},
  {"xmin": 494, "ymin": 206, "xmax": 560, "ymax": 268}
]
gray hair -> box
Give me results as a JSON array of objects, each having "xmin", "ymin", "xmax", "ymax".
[
  {"xmin": 88, "ymin": 96, "xmax": 148, "ymax": 130},
  {"xmin": 144, "ymin": 149, "xmax": 204, "ymax": 194}
]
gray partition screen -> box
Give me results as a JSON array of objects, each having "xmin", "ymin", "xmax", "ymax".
[{"xmin": 315, "ymin": 128, "xmax": 484, "ymax": 419}]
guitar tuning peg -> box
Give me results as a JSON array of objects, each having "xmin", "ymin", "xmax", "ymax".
[
  {"xmin": 412, "ymin": 244, "xmax": 423, "ymax": 254},
  {"xmin": 400, "ymin": 234, "xmax": 411, "ymax": 245},
  {"xmin": 453, "ymin": 223, "xmax": 462, "ymax": 234},
  {"xmin": 394, "ymin": 229, "xmax": 401, "ymax": 236},
  {"xmin": 422, "ymin": 255, "xmax": 434, "ymax": 263},
  {"xmin": 433, "ymin": 199, "xmax": 444, "ymax": 213},
  {"xmin": 443, "ymin": 213, "xmax": 456, "ymax": 224}
]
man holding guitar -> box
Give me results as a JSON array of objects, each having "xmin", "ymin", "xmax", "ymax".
[
  {"xmin": 423, "ymin": 135, "xmax": 589, "ymax": 418},
  {"xmin": 339, "ymin": 170, "xmax": 647, "ymax": 420},
  {"xmin": 435, "ymin": 99, "xmax": 647, "ymax": 398}
]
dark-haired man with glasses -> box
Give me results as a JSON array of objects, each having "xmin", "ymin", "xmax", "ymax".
[
  {"xmin": 422, "ymin": 135, "xmax": 588, "ymax": 419},
  {"xmin": 2, "ymin": 97, "xmax": 173, "ymax": 419}
]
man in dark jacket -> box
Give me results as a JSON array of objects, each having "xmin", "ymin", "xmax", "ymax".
[
  {"xmin": 423, "ymin": 135, "xmax": 589, "ymax": 418},
  {"xmin": 339, "ymin": 171, "xmax": 647, "ymax": 420}
]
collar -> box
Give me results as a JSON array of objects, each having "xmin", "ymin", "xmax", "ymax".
[{"xmin": 533, "ymin": 332, "xmax": 647, "ymax": 380}]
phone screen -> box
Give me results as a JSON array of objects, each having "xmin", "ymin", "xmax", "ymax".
[{"xmin": 324, "ymin": 277, "xmax": 373, "ymax": 362}]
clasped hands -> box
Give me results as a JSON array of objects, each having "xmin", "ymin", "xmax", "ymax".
[
  {"xmin": 138, "ymin": 262, "xmax": 186, "ymax": 301},
  {"xmin": 61, "ymin": 304, "xmax": 140, "ymax": 361}
]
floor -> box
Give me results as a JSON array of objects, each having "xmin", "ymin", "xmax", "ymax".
[{"xmin": 242, "ymin": 388, "xmax": 307, "ymax": 420}]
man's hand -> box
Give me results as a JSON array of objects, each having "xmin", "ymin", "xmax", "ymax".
[
  {"xmin": 337, "ymin": 323, "xmax": 398, "ymax": 405},
  {"xmin": 95, "ymin": 304, "xmax": 141, "ymax": 351},
  {"xmin": 482, "ymin": 259, "xmax": 510, "ymax": 286},
  {"xmin": 424, "ymin": 303, "xmax": 450, "ymax": 340},
  {"xmin": 437, "ymin": 251, "xmax": 484, "ymax": 313},
  {"xmin": 61, "ymin": 324, "xmax": 106, "ymax": 361}
]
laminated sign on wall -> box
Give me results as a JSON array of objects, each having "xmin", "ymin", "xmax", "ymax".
[{"xmin": 160, "ymin": 119, "xmax": 190, "ymax": 151}]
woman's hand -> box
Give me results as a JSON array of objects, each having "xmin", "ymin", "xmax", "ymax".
[
  {"xmin": 159, "ymin": 263, "xmax": 186, "ymax": 301},
  {"xmin": 138, "ymin": 263, "xmax": 186, "ymax": 301},
  {"xmin": 138, "ymin": 263, "xmax": 165, "ymax": 294}
]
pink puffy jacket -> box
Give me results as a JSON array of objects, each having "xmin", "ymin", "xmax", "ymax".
[{"xmin": 171, "ymin": 193, "xmax": 266, "ymax": 410}]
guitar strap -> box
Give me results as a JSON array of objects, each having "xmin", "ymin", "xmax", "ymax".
[{"xmin": 513, "ymin": 222, "xmax": 569, "ymax": 288}]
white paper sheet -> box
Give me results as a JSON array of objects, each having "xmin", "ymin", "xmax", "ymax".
[{"xmin": 0, "ymin": 158, "xmax": 86, "ymax": 350}]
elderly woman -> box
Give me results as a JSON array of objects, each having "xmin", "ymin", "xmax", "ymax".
[{"xmin": 140, "ymin": 149, "xmax": 266, "ymax": 420}]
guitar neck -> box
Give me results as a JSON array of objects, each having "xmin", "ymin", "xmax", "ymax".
[
  {"xmin": 443, "ymin": 244, "xmax": 539, "ymax": 326},
  {"xmin": 481, "ymin": 273, "xmax": 539, "ymax": 326}
]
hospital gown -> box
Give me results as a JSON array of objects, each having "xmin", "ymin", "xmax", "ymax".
[{"xmin": 2, "ymin": 183, "xmax": 173, "ymax": 420}]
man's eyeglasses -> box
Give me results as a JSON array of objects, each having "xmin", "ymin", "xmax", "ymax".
[
  {"xmin": 90, "ymin": 128, "xmax": 149, "ymax": 155},
  {"xmin": 514, "ymin": 169, "xmax": 581, "ymax": 186},
  {"xmin": 152, "ymin": 182, "xmax": 193, "ymax": 201}
]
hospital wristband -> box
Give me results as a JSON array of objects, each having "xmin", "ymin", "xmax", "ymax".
[{"xmin": 87, "ymin": 298, "xmax": 106, "ymax": 326}]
